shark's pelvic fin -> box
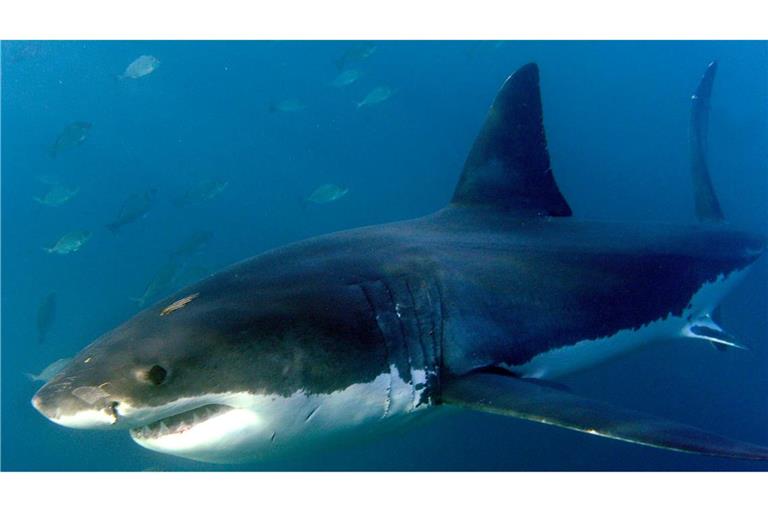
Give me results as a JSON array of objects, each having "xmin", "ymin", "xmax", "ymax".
[
  {"xmin": 690, "ymin": 61, "xmax": 725, "ymax": 223},
  {"xmin": 682, "ymin": 313, "xmax": 748, "ymax": 351},
  {"xmin": 451, "ymin": 63, "xmax": 572, "ymax": 217},
  {"xmin": 442, "ymin": 373, "xmax": 768, "ymax": 461}
]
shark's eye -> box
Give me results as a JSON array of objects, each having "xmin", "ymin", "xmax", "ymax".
[{"xmin": 147, "ymin": 365, "xmax": 167, "ymax": 385}]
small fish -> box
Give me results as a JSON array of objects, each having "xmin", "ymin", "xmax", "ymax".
[
  {"xmin": 33, "ymin": 184, "xmax": 80, "ymax": 207},
  {"xmin": 106, "ymin": 189, "xmax": 157, "ymax": 233},
  {"xmin": 330, "ymin": 69, "xmax": 361, "ymax": 88},
  {"xmin": 25, "ymin": 357, "xmax": 72, "ymax": 383},
  {"xmin": 173, "ymin": 180, "xmax": 228, "ymax": 207},
  {"xmin": 7, "ymin": 42, "xmax": 43, "ymax": 63},
  {"xmin": 335, "ymin": 43, "xmax": 377, "ymax": 70},
  {"xmin": 306, "ymin": 184, "xmax": 349, "ymax": 205},
  {"xmin": 172, "ymin": 231, "xmax": 213, "ymax": 259},
  {"xmin": 269, "ymin": 99, "xmax": 306, "ymax": 113},
  {"xmin": 356, "ymin": 86, "xmax": 394, "ymax": 108},
  {"xmin": 175, "ymin": 265, "xmax": 212, "ymax": 288},
  {"xmin": 44, "ymin": 230, "xmax": 91, "ymax": 254},
  {"xmin": 465, "ymin": 41, "xmax": 506, "ymax": 62},
  {"xmin": 120, "ymin": 55, "xmax": 160, "ymax": 79},
  {"xmin": 36, "ymin": 174, "xmax": 62, "ymax": 186},
  {"xmin": 131, "ymin": 260, "xmax": 181, "ymax": 308},
  {"xmin": 37, "ymin": 292, "xmax": 56, "ymax": 344},
  {"xmin": 49, "ymin": 122, "xmax": 91, "ymax": 158},
  {"xmin": 161, "ymin": 293, "xmax": 200, "ymax": 316}
]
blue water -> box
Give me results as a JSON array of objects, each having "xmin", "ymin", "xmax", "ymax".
[{"xmin": 2, "ymin": 40, "xmax": 767, "ymax": 471}]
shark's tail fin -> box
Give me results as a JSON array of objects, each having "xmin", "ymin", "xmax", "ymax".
[{"xmin": 690, "ymin": 61, "xmax": 725, "ymax": 223}]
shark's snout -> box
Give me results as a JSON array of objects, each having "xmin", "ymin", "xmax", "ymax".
[{"xmin": 32, "ymin": 382, "xmax": 119, "ymax": 429}]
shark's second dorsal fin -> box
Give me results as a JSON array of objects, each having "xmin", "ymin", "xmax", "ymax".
[
  {"xmin": 451, "ymin": 63, "xmax": 572, "ymax": 217},
  {"xmin": 690, "ymin": 61, "xmax": 725, "ymax": 222}
]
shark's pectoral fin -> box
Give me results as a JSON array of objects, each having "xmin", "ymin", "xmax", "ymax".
[{"xmin": 442, "ymin": 373, "xmax": 768, "ymax": 461}]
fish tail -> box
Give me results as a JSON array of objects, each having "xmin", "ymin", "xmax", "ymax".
[
  {"xmin": 128, "ymin": 294, "xmax": 147, "ymax": 308},
  {"xmin": 24, "ymin": 372, "xmax": 37, "ymax": 382}
]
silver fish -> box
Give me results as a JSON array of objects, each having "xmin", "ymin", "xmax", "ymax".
[
  {"xmin": 25, "ymin": 358, "xmax": 72, "ymax": 383},
  {"xmin": 106, "ymin": 189, "xmax": 157, "ymax": 233},
  {"xmin": 34, "ymin": 184, "xmax": 80, "ymax": 207},
  {"xmin": 44, "ymin": 230, "xmax": 92, "ymax": 254},
  {"xmin": 306, "ymin": 184, "xmax": 349, "ymax": 205},
  {"xmin": 49, "ymin": 122, "xmax": 91, "ymax": 158},
  {"xmin": 174, "ymin": 180, "xmax": 228, "ymax": 207},
  {"xmin": 330, "ymin": 69, "xmax": 361, "ymax": 88},
  {"xmin": 335, "ymin": 43, "xmax": 376, "ymax": 70},
  {"xmin": 131, "ymin": 260, "xmax": 181, "ymax": 308},
  {"xmin": 120, "ymin": 55, "xmax": 160, "ymax": 79},
  {"xmin": 356, "ymin": 86, "xmax": 394, "ymax": 108},
  {"xmin": 172, "ymin": 230, "xmax": 213, "ymax": 259},
  {"xmin": 269, "ymin": 99, "xmax": 306, "ymax": 113}
]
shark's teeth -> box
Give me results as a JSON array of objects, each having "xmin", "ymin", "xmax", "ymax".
[{"xmin": 130, "ymin": 404, "xmax": 233, "ymax": 440}]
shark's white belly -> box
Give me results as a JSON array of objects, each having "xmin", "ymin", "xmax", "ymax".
[
  {"xmin": 508, "ymin": 267, "xmax": 751, "ymax": 379},
  {"xmin": 130, "ymin": 364, "xmax": 431, "ymax": 464}
]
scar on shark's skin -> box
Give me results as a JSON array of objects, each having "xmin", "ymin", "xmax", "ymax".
[{"xmin": 160, "ymin": 293, "xmax": 200, "ymax": 316}]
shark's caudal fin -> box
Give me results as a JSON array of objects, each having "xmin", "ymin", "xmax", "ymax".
[
  {"xmin": 690, "ymin": 61, "xmax": 725, "ymax": 222},
  {"xmin": 451, "ymin": 63, "xmax": 572, "ymax": 217},
  {"xmin": 443, "ymin": 373, "xmax": 768, "ymax": 461}
]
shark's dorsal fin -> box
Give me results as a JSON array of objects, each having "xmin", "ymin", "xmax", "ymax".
[
  {"xmin": 451, "ymin": 63, "xmax": 572, "ymax": 217},
  {"xmin": 690, "ymin": 61, "xmax": 725, "ymax": 222}
]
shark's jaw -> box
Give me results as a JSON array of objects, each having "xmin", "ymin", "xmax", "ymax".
[
  {"xmin": 129, "ymin": 404, "xmax": 237, "ymax": 441},
  {"xmin": 120, "ymin": 367, "xmax": 431, "ymax": 464},
  {"xmin": 128, "ymin": 399, "xmax": 265, "ymax": 463}
]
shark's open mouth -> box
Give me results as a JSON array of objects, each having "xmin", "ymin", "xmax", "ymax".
[{"xmin": 130, "ymin": 404, "xmax": 234, "ymax": 440}]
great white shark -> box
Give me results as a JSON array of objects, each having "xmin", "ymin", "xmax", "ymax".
[{"xmin": 32, "ymin": 62, "xmax": 768, "ymax": 464}]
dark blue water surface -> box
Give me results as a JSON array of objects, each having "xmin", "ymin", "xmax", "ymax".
[{"xmin": 2, "ymin": 40, "xmax": 767, "ymax": 471}]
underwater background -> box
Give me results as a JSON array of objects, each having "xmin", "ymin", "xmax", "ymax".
[{"xmin": 1, "ymin": 40, "xmax": 766, "ymax": 471}]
